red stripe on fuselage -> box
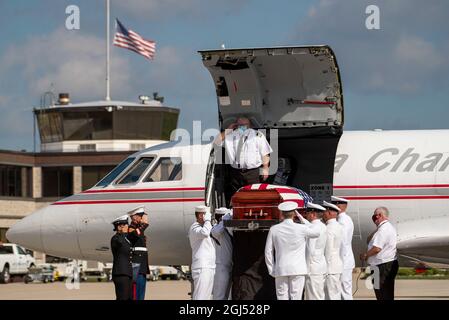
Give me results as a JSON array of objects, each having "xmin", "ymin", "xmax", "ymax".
[
  {"xmin": 52, "ymin": 198, "xmax": 204, "ymax": 205},
  {"xmin": 82, "ymin": 187, "xmax": 205, "ymax": 194}
]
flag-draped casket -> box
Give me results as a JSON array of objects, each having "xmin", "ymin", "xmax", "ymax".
[{"xmin": 227, "ymin": 183, "xmax": 311, "ymax": 230}]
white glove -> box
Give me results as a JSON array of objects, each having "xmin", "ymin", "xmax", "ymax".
[
  {"xmin": 204, "ymin": 212, "xmax": 212, "ymax": 221},
  {"xmin": 223, "ymin": 213, "xmax": 232, "ymax": 221}
]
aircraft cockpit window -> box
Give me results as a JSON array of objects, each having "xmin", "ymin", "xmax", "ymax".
[
  {"xmin": 143, "ymin": 157, "xmax": 182, "ymax": 182},
  {"xmin": 116, "ymin": 157, "xmax": 155, "ymax": 185},
  {"xmin": 95, "ymin": 157, "xmax": 135, "ymax": 187}
]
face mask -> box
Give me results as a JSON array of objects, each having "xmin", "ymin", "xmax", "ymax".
[{"xmin": 238, "ymin": 125, "xmax": 248, "ymax": 133}]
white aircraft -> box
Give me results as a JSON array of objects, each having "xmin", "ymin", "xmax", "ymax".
[{"xmin": 7, "ymin": 46, "xmax": 449, "ymax": 267}]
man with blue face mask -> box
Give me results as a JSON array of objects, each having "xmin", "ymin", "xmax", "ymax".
[{"xmin": 215, "ymin": 116, "xmax": 273, "ymax": 201}]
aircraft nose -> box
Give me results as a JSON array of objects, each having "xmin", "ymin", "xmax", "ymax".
[{"xmin": 6, "ymin": 208, "xmax": 44, "ymax": 252}]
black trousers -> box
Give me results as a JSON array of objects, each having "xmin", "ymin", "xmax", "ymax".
[
  {"xmin": 373, "ymin": 260, "xmax": 399, "ymax": 300},
  {"xmin": 230, "ymin": 167, "xmax": 260, "ymax": 193},
  {"xmin": 113, "ymin": 275, "xmax": 133, "ymax": 300}
]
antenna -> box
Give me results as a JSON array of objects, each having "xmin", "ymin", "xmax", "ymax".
[{"xmin": 105, "ymin": 0, "xmax": 111, "ymax": 101}]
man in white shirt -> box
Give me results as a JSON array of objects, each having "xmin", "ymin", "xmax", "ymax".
[
  {"xmin": 332, "ymin": 196, "xmax": 355, "ymax": 300},
  {"xmin": 211, "ymin": 207, "xmax": 233, "ymax": 300},
  {"xmin": 214, "ymin": 117, "xmax": 273, "ymax": 199},
  {"xmin": 265, "ymin": 201, "xmax": 320, "ymax": 300},
  {"xmin": 301, "ymin": 202, "xmax": 328, "ymax": 300},
  {"xmin": 322, "ymin": 201, "xmax": 344, "ymax": 300},
  {"xmin": 188, "ymin": 205, "xmax": 215, "ymax": 300},
  {"xmin": 360, "ymin": 206, "xmax": 398, "ymax": 300}
]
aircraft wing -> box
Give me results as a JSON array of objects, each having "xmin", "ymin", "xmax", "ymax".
[{"xmin": 397, "ymin": 216, "xmax": 449, "ymax": 266}]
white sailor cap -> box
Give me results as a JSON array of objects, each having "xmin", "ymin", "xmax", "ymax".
[
  {"xmin": 112, "ymin": 214, "xmax": 130, "ymax": 226},
  {"xmin": 195, "ymin": 205, "xmax": 208, "ymax": 213},
  {"xmin": 127, "ymin": 206, "xmax": 146, "ymax": 217},
  {"xmin": 331, "ymin": 196, "xmax": 349, "ymax": 204},
  {"xmin": 278, "ymin": 201, "xmax": 299, "ymax": 212},
  {"xmin": 215, "ymin": 207, "xmax": 229, "ymax": 215},
  {"xmin": 306, "ymin": 202, "xmax": 326, "ymax": 212},
  {"xmin": 322, "ymin": 201, "xmax": 341, "ymax": 212}
]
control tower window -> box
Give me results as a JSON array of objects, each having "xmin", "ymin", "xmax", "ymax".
[
  {"xmin": 117, "ymin": 157, "xmax": 154, "ymax": 185},
  {"xmin": 36, "ymin": 112, "xmax": 63, "ymax": 143},
  {"xmin": 143, "ymin": 157, "xmax": 182, "ymax": 182},
  {"xmin": 95, "ymin": 157, "xmax": 135, "ymax": 187},
  {"xmin": 63, "ymin": 111, "xmax": 113, "ymax": 140}
]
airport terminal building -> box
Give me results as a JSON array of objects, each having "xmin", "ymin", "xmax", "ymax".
[{"xmin": 0, "ymin": 94, "xmax": 179, "ymax": 263}]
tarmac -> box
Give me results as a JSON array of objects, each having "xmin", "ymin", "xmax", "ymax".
[{"xmin": 1, "ymin": 278, "xmax": 449, "ymax": 300}]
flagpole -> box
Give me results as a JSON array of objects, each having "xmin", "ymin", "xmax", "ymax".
[{"xmin": 105, "ymin": 0, "xmax": 111, "ymax": 101}]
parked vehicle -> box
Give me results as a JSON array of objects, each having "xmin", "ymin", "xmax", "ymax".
[
  {"xmin": 24, "ymin": 265, "xmax": 55, "ymax": 284},
  {"xmin": 0, "ymin": 243, "xmax": 35, "ymax": 283},
  {"xmin": 80, "ymin": 260, "xmax": 107, "ymax": 282},
  {"xmin": 46, "ymin": 257, "xmax": 82, "ymax": 282},
  {"xmin": 157, "ymin": 265, "xmax": 189, "ymax": 280},
  {"xmin": 147, "ymin": 266, "xmax": 159, "ymax": 281}
]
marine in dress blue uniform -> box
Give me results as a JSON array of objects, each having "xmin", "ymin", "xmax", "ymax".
[
  {"xmin": 127, "ymin": 206, "xmax": 149, "ymax": 300},
  {"xmin": 111, "ymin": 215, "xmax": 133, "ymax": 300}
]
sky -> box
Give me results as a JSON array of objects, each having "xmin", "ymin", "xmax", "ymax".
[{"xmin": 0, "ymin": 0, "xmax": 448, "ymax": 151}]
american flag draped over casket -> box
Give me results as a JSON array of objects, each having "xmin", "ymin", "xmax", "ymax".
[
  {"xmin": 239, "ymin": 183, "xmax": 313, "ymax": 208},
  {"xmin": 227, "ymin": 184, "xmax": 314, "ymax": 229}
]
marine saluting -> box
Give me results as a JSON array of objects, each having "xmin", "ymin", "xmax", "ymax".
[{"xmin": 127, "ymin": 206, "xmax": 150, "ymax": 300}]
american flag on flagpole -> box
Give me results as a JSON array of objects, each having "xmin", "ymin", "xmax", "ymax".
[{"xmin": 113, "ymin": 19, "xmax": 156, "ymax": 60}]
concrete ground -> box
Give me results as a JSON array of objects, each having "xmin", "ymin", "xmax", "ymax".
[{"xmin": 1, "ymin": 277, "xmax": 449, "ymax": 300}]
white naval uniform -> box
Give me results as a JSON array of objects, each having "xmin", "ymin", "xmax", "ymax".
[
  {"xmin": 265, "ymin": 219, "xmax": 320, "ymax": 300},
  {"xmin": 324, "ymin": 218, "xmax": 344, "ymax": 300},
  {"xmin": 211, "ymin": 215, "xmax": 233, "ymax": 300},
  {"xmin": 188, "ymin": 219, "xmax": 216, "ymax": 300},
  {"xmin": 221, "ymin": 128, "xmax": 273, "ymax": 169},
  {"xmin": 304, "ymin": 219, "xmax": 328, "ymax": 300},
  {"xmin": 338, "ymin": 211, "xmax": 355, "ymax": 300}
]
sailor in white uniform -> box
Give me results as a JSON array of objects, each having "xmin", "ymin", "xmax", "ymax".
[
  {"xmin": 300, "ymin": 202, "xmax": 328, "ymax": 300},
  {"xmin": 322, "ymin": 201, "xmax": 344, "ymax": 300},
  {"xmin": 332, "ymin": 196, "xmax": 355, "ymax": 300},
  {"xmin": 188, "ymin": 205, "xmax": 215, "ymax": 300},
  {"xmin": 211, "ymin": 207, "xmax": 233, "ymax": 300},
  {"xmin": 265, "ymin": 201, "xmax": 320, "ymax": 300}
]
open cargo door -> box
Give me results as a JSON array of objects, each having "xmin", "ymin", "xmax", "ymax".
[{"xmin": 199, "ymin": 45, "xmax": 343, "ymax": 130}]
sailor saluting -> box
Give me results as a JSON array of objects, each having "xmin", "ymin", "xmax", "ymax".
[{"xmin": 110, "ymin": 215, "xmax": 133, "ymax": 300}]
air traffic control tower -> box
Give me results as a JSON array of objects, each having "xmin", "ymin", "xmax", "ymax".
[{"xmin": 34, "ymin": 93, "xmax": 179, "ymax": 153}]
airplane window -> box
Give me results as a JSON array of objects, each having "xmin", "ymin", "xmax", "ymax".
[
  {"xmin": 95, "ymin": 157, "xmax": 135, "ymax": 187},
  {"xmin": 143, "ymin": 157, "xmax": 182, "ymax": 182},
  {"xmin": 117, "ymin": 157, "xmax": 154, "ymax": 185}
]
